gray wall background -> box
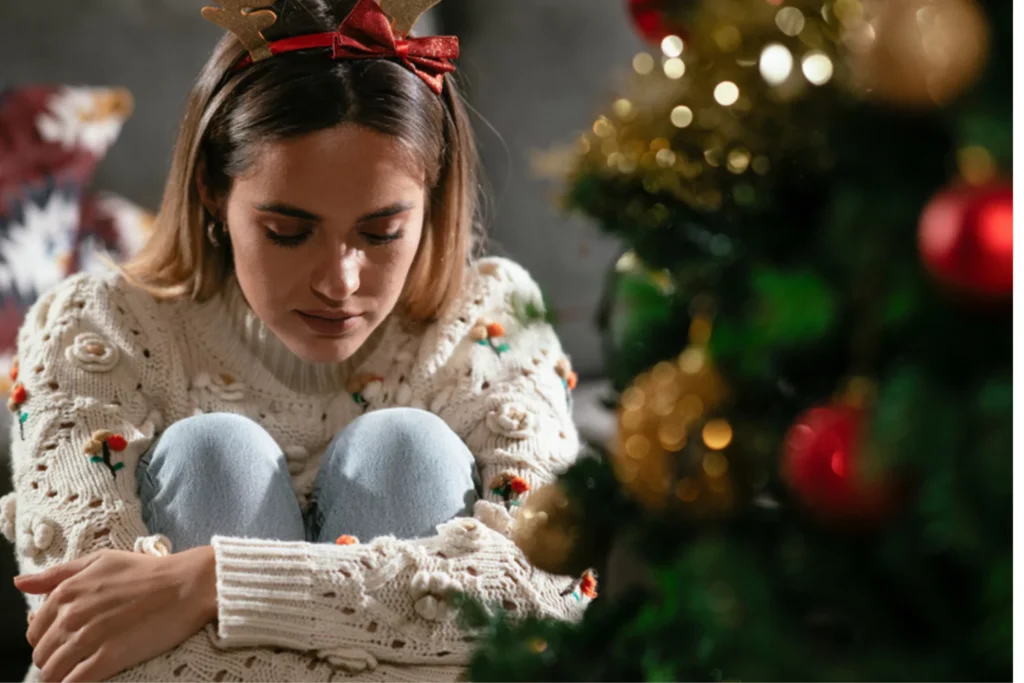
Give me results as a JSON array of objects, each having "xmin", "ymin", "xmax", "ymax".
[{"xmin": 0, "ymin": 0, "xmax": 645, "ymax": 378}]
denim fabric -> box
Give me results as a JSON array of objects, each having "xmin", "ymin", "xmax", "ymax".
[{"xmin": 137, "ymin": 409, "xmax": 480, "ymax": 551}]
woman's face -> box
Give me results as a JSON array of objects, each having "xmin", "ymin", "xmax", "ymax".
[{"xmin": 219, "ymin": 124, "xmax": 426, "ymax": 364}]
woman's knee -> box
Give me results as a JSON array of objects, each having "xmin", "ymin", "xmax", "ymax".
[
  {"xmin": 148, "ymin": 412, "xmax": 285, "ymax": 479},
  {"xmin": 316, "ymin": 408, "xmax": 478, "ymax": 540},
  {"xmin": 330, "ymin": 408, "xmax": 473, "ymax": 473},
  {"xmin": 138, "ymin": 413, "xmax": 304, "ymax": 548}
]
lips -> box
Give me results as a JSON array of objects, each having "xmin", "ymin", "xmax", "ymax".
[
  {"xmin": 296, "ymin": 310, "xmax": 363, "ymax": 336},
  {"xmin": 299, "ymin": 311, "xmax": 359, "ymax": 321}
]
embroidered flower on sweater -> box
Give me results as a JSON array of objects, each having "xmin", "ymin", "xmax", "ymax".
[
  {"xmin": 0, "ymin": 492, "xmax": 16, "ymax": 542},
  {"xmin": 486, "ymin": 402, "xmax": 535, "ymax": 439},
  {"xmin": 194, "ymin": 372, "xmax": 247, "ymax": 402},
  {"xmin": 283, "ymin": 445, "xmax": 311, "ymax": 476},
  {"xmin": 489, "ymin": 472, "xmax": 531, "ymax": 506},
  {"xmin": 560, "ymin": 569, "xmax": 599, "ymax": 601},
  {"xmin": 473, "ymin": 499, "xmax": 514, "ymax": 536},
  {"xmin": 84, "ymin": 430, "xmax": 127, "ymax": 478},
  {"xmin": 66, "ymin": 332, "xmax": 119, "ymax": 372},
  {"xmin": 346, "ymin": 373, "xmax": 384, "ymax": 406},
  {"xmin": 18, "ymin": 514, "xmax": 56, "ymax": 557},
  {"xmin": 437, "ymin": 517, "xmax": 487, "ymax": 553},
  {"xmin": 8, "ymin": 382, "xmax": 28, "ymax": 439},
  {"xmin": 471, "ymin": 319, "xmax": 510, "ymax": 355},
  {"xmin": 134, "ymin": 534, "xmax": 172, "ymax": 557},
  {"xmin": 410, "ymin": 570, "xmax": 461, "ymax": 622},
  {"xmin": 555, "ymin": 358, "xmax": 579, "ymax": 391}
]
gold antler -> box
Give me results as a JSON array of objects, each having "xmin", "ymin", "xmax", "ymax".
[
  {"xmin": 378, "ymin": 0, "xmax": 441, "ymax": 37},
  {"xmin": 202, "ymin": 0, "xmax": 279, "ymax": 62}
]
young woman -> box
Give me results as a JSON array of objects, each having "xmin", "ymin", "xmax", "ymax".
[{"xmin": 1, "ymin": 0, "xmax": 585, "ymax": 680}]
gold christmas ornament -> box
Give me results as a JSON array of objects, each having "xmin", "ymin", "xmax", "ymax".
[
  {"xmin": 512, "ymin": 483, "xmax": 593, "ymax": 577},
  {"xmin": 612, "ymin": 345, "xmax": 738, "ymax": 517},
  {"xmin": 849, "ymin": 0, "xmax": 990, "ymax": 108},
  {"xmin": 201, "ymin": 0, "xmax": 278, "ymax": 63},
  {"xmin": 379, "ymin": 0, "xmax": 442, "ymax": 36}
]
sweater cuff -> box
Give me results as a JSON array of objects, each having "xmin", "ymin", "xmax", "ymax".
[{"xmin": 212, "ymin": 536, "xmax": 318, "ymax": 649}]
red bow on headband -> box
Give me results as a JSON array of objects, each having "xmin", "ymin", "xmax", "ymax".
[
  {"xmin": 234, "ymin": 0, "xmax": 459, "ymax": 96},
  {"xmin": 334, "ymin": 0, "xmax": 458, "ymax": 94}
]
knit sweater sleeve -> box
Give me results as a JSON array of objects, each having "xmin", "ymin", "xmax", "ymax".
[
  {"xmin": 210, "ymin": 258, "xmax": 587, "ymax": 668},
  {"xmin": 0, "ymin": 273, "xmax": 175, "ymax": 588}
]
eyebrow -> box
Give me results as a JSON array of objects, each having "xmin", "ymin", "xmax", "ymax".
[{"xmin": 254, "ymin": 201, "xmax": 414, "ymax": 223}]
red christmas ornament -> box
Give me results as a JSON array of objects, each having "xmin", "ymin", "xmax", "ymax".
[
  {"xmin": 782, "ymin": 405, "xmax": 898, "ymax": 523},
  {"xmin": 627, "ymin": 0, "xmax": 686, "ymax": 44},
  {"xmin": 919, "ymin": 182, "xmax": 1013, "ymax": 297}
]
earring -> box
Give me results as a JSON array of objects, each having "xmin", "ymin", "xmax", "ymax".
[{"xmin": 207, "ymin": 220, "xmax": 222, "ymax": 247}]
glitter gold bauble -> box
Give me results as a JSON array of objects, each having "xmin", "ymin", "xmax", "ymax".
[
  {"xmin": 611, "ymin": 346, "xmax": 735, "ymax": 516},
  {"xmin": 513, "ymin": 483, "xmax": 594, "ymax": 577},
  {"xmin": 851, "ymin": 0, "xmax": 990, "ymax": 108}
]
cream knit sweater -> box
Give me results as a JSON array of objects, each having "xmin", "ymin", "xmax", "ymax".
[{"xmin": 1, "ymin": 257, "xmax": 587, "ymax": 682}]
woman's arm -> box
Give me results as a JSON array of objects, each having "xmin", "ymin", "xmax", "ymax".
[
  {"xmin": 4, "ymin": 274, "xmax": 386, "ymax": 683},
  {"xmin": 209, "ymin": 259, "xmax": 589, "ymax": 668},
  {"xmin": 2, "ymin": 273, "xmax": 167, "ymax": 577}
]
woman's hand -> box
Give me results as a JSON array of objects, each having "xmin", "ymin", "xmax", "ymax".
[{"xmin": 16, "ymin": 546, "xmax": 217, "ymax": 682}]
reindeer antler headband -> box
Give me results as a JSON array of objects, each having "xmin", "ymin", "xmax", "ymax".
[{"xmin": 201, "ymin": 0, "xmax": 457, "ymax": 95}]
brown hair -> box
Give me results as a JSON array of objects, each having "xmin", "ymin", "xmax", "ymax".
[{"xmin": 122, "ymin": 0, "xmax": 481, "ymax": 324}]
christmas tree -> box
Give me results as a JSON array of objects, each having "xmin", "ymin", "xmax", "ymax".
[{"xmin": 464, "ymin": 0, "xmax": 1012, "ymax": 680}]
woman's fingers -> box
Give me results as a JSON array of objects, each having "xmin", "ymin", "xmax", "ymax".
[
  {"xmin": 25, "ymin": 590, "xmax": 61, "ymax": 648},
  {"xmin": 15, "ymin": 555, "xmax": 96, "ymax": 595},
  {"xmin": 62, "ymin": 646, "xmax": 115, "ymax": 683},
  {"xmin": 22, "ymin": 554, "xmax": 105, "ymax": 647},
  {"xmin": 38, "ymin": 629, "xmax": 92, "ymax": 683}
]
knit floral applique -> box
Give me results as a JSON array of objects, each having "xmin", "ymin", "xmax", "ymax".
[
  {"xmin": 471, "ymin": 320, "xmax": 509, "ymax": 356},
  {"xmin": 489, "ymin": 472, "xmax": 530, "ymax": 507},
  {"xmin": 66, "ymin": 332, "xmax": 120, "ymax": 373},
  {"xmin": 84, "ymin": 430, "xmax": 128, "ymax": 478},
  {"xmin": 335, "ymin": 535, "xmax": 359, "ymax": 546},
  {"xmin": 555, "ymin": 358, "xmax": 578, "ymax": 392},
  {"xmin": 194, "ymin": 372, "xmax": 246, "ymax": 402},
  {"xmin": 346, "ymin": 373, "xmax": 384, "ymax": 408},
  {"xmin": 560, "ymin": 569, "xmax": 598, "ymax": 602},
  {"xmin": 555, "ymin": 358, "xmax": 578, "ymax": 410},
  {"xmin": 8, "ymin": 382, "xmax": 28, "ymax": 440}
]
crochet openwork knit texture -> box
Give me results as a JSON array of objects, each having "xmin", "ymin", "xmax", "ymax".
[{"xmin": 2, "ymin": 257, "xmax": 588, "ymax": 681}]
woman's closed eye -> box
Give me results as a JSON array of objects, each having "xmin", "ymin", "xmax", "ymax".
[
  {"xmin": 263, "ymin": 215, "xmax": 407, "ymax": 249},
  {"xmin": 362, "ymin": 229, "xmax": 405, "ymax": 246},
  {"xmin": 264, "ymin": 225, "xmax": 312, "ymax": 248},
  {"xmin": 359, "ymin": 215, "xmax": 407, "ymax": 246}
]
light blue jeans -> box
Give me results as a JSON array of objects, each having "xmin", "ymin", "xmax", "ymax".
[{"xmin": 136, "ymin": 409, "xmax": 480, "ymax": 550}]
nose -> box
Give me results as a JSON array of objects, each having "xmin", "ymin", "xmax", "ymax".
[{"xmin": 311, "ymin": 244, "xmax": 360, "ymax": 303}]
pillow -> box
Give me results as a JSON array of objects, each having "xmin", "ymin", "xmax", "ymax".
[{"xmin": 0, "ymin": 86, "xmax": 153, "ymax": 390}]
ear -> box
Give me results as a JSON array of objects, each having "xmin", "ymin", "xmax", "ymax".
[{"xmin": 195, "ymin": 158, "xmax": 224, "ymax": 221}]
